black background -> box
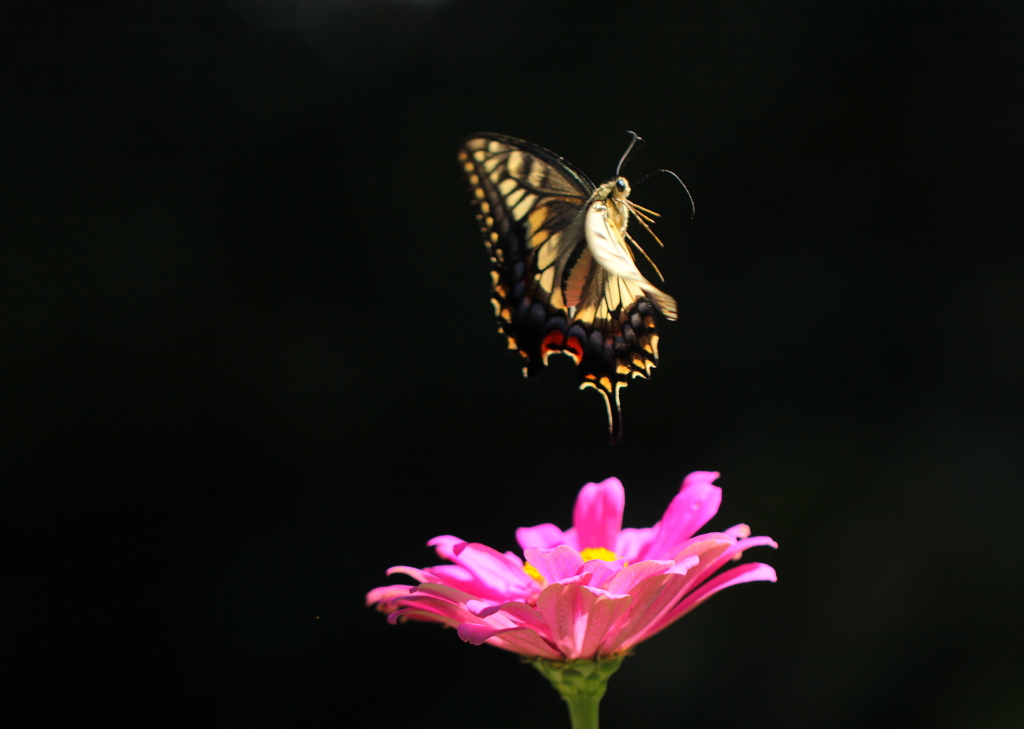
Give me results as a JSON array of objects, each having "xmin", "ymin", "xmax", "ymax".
[{"xmin": 5, "ymin": 1, "xmax": 1023, "ymax": 727}]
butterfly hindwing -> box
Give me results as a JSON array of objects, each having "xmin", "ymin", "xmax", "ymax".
[{"xmin": 459, "ymin": 133, "xmax": 668, "ymax": 443}]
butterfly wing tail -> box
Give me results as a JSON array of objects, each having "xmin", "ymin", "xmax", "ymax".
[
  {"xmin": 580, "ymin": 379, "xmax": 624, "ymax": 444},
  {"xmin": 608, "ymin": 383, "xmax": 624, "ymax": 445}
]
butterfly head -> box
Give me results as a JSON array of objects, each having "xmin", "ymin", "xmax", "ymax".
[{"xmin": 612, "ymin": 176, "xmax": 631, "ymax": 200}]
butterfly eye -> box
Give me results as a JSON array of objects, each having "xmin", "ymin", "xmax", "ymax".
[{"xmin": 616, "ymin": 178, "xmax": 627, "ymax": 192}]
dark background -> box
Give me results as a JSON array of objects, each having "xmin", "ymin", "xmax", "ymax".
[{"xmin": 4, "ymin": 1, "xmax": 1022, "ymax": 727}]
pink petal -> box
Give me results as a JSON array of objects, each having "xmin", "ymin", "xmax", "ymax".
[
  {"xmin": 624, "ymin": 562, "xmax": 778, "ymax": 649},
  {"xmin": 667, "ymin": 555, "xmax": 700, "ymax": 575},
  {"xmin": 421, "ymin": 564, "xmax": 477, "ymax": 592},
  {"xmin": 494, "ymin": 601, "xmax": 551, "ymax": 636},
  {"xmin": 597, "ymin": 559, "xmax": 699, "ymax": 649},
  {"xmin": 668, "ymin": 534, "xmax": 734, "ymax": 565},
  {"xmin": 725, "ymin": 523, "xmax": 751, "ymax": 539},
  {"xmin": 394, "ymin": 594, "xmax": 476, "ymax": 622},
  {"xmin": 449, "ymin": 542, "xmax": 539, "ymax": 600},
  {"xmin": 458, "ymin": 623, "xmax": 501, "ymax": 645},
  {"xmin": 639, "ymin": 472, "xmax": 723, "ymax": 560},
  {"xmin": 611, "ymin": 533, "xmax": 778, "ymax": 637},
  {"xmin": 679, "ymin": 535, "xmax": 779, "ymax": 593},
  {"xmin": 580, "ymin": 586, "xmax": 626, "ymax": 599},
  {"xmin": 599, "ymin": 572, "xmax": 687, "ymax": 653},
  {"xmin": 466, "ymin": 600, "xmax": 502, "ymax": 618},
  {"xmin": 388, "ymin": 607, "xmax": 462, "ymax": 626},
  {"xmin": 615, "ymin": 527, "xmax": 657, "ymax": 563},
  {"xmin": 524, "ymin": 545, "xmax": 584, "ymax": 583},
  {"xmin": 572, "ymin": 477, "xmax": 625, "ymax": 550},
  {"xmin": 412, "ymin": 582, "xmax": 480, "ymax": 606},
  {"xmin": 459, "ymin": 621, "xmax": 562, "ymax": 659},
  {"xmin": 425, "ymin": 538, "xmax": 537, "ymax": 598},
  {"xmin": 461, "ymin": 601, "xmax": 520, "ymax": 629},
  {"xmin": 577, "ymin": 589, "xmax": 634, "ymax": 659},
  {"xmin": 365, "ymin": 584, "xmax": 415, "ymax": 608},
  {"xmin": 503, "ymin": 551, "xmax": 525, "ymax": 569},
  {"xmin": 468, "ymin": 625, "xmax": 564, "ymax": 660},
  {"xmin": 428, "ymin": 535, "xmax": 468, "ymax": 560},
  {"xmin": 552, "ymin": 572, "xmax": 591, "ymax": 587},
  {"xmin": 724, "ymin": 534, "xmax": 778, "ymax": 556},
  {"xmin": 652, "ymin": 534, "xmax": 771, "ymax": 611},
  {"xmin": 387, "ymin": 596, "xmax": 472, "ymax": 628},
  {"xmin": 419, "ymin": 565, "xmax": 482, "ymax": 597},
  {"xmin": 385, "ymin": 565, "xmax": 436, "ymax": 583},
  {"xmin": 537, "ymin": 582, "xmax": 632, "ymax": 659},
  {"xmin": 536, "ymin": 583, "xmax": 587, "ymax": 657},
  {"xmin": 582, "ymin": 558, "xmax": 626, "ymax": 589},
  {"xmin": 516, "ymin": 523, "xmax": 570, "ymax": 551},
  {"xmin": 660, "ymin": 534, "xmax": 736, "ymax": 595},
  {"xmin": 602, "ymin": 560, "xmax": 674, "ymax": 595}
]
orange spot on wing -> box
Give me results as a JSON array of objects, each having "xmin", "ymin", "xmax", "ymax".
[
  {"xmin": 540, "ymin": 330, "xmax": 565, "ymax": 358},
  {"xmin": 564, "ymin": 336, "xmax": 584, "ymax": 363}
]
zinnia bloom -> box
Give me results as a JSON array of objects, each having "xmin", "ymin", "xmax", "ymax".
[{"xmin": 368, "ymin": 472, "xmax": 777, "ymax": 661}]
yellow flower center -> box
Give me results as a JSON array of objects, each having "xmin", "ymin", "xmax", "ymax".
[
  {"xmin": 524, "ymin": 562, "xmax": 544, "ymax": 584},
  {"xmin": 523, "ymin": 547, "xmax": 622, "ymax": 584},
  {"xmin": 580, "ymin": 547, "xmax": 619, "ymax": 563}
]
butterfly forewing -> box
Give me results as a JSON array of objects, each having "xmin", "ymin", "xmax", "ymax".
[{"xmin": 460, "ymin": 133, "xmax": 669, "ymax": 443}]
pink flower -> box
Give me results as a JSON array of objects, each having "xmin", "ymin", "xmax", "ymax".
[{"xmin": 367, "ymin": 472, "xmax": 777, "ymax": 661}]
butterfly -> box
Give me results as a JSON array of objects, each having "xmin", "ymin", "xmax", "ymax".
[{"xmin": 459, "ymin": 132, "xmax": 690, "ymax": 443}]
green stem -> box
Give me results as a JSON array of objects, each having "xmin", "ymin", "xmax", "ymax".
[
  {"xmin": 532, "ymin": 656, "xmax": 625, "ymax": 729},
  {"xmin": 562, "ymin": 690, "xmax": 601, "ymax": 729}
]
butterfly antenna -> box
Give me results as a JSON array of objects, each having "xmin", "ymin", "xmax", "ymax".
[
  {"xmin": 634, "ymin": 169, "xmax": 696, "ymax": 219},
  {"xmin": 615, "ymin": 131, "xmax": 645, "ymax": 177}
]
